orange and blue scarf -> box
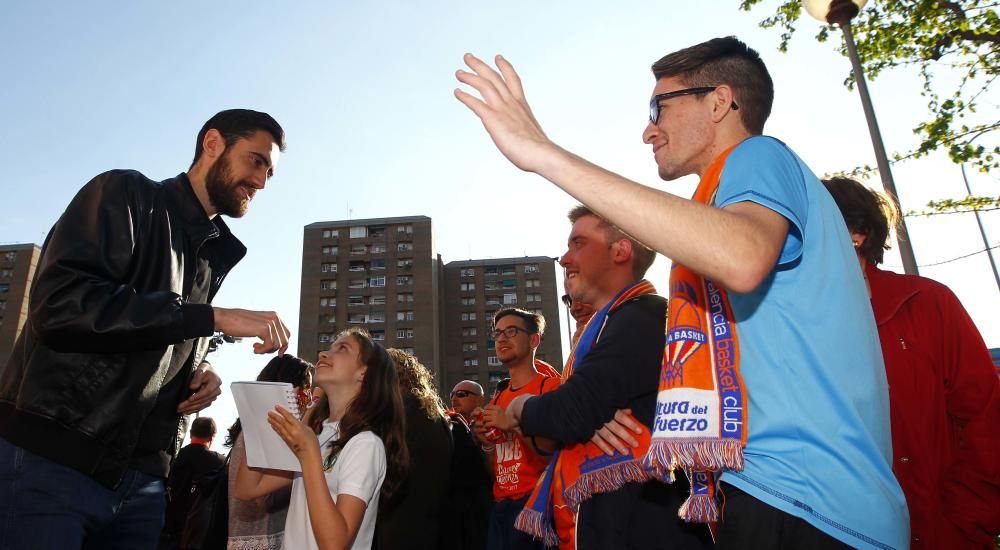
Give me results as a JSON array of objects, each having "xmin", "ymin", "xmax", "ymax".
[
  {"xmin": 642, "ymin": 145, "xmax": 748, "ymax": 522},
  {"xmin": 515, "ymin": 280, "xmax": 657, "ymax": 548}
]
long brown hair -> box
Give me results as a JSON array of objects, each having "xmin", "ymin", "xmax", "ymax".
[{"xmin": 309, "ymin": 328, "xmax": 409, "ymax": 500}]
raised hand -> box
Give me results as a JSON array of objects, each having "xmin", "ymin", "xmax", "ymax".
[
  {"xmin": 213, "ymin": 307, "xmax": 291, "ymax": 355},
  {"xmin": 454, "ymin": 53, "xmax": 559, "ymax": 174}
]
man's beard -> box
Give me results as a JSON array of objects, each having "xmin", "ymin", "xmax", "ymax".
[{"xmin": 206, "ymin": 152, "xmax": 250, "ymax": 218}]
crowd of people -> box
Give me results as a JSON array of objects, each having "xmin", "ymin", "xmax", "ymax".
[{"xmin": 0, "ymin": 33, "xmax": 997, "ymax": 550}]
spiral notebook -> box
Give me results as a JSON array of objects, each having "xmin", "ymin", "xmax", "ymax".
[{"xmin": 230, "ymin": 381, "xmax": 302, "ymax": 472}]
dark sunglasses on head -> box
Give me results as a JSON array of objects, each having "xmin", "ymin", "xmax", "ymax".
[
  {"xmin": 451, "ymin": 390, "xmax": 479, "ymax": 398},
  {"xmin": 648, "ymin": 86, "xmax": 739, "ymax": 125}
]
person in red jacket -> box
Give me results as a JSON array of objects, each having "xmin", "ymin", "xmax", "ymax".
[{"xmin": 823, "ymin": 176, "xmax": 1000, "ymax": 548}]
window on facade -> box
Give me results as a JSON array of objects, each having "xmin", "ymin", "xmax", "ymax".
[
  {"xmin": 348, "ymin": 313, "xmax": 366, "ymax": 324},
  {"xmin": 320, "ymin": 280, "xmax": 336, "ymax": 290},
  {"xmin": 397, "ymin": 224, "xmax": 413, "ymax": 234},
  {"xmin": 484, "ymin": 266, "xmax": 499, "ymax": 276},
  {"xmin": 370, "ymin": 295, "xmax": 386, "ymax": 305},
  {"xmin": 524, "ymin": 264, "xmax": 539, "ymax": 273},
  {"xmin": 321, "ymin": 262, "xmax": 337, "ymax": 273},
  {"xmin": 396, "ymin": 310, "xmax": 414, "ymax": 321},
  {"xmin": 527, "ymin": 293, "xmax": 542, "ymax": 302},
  {"xmin": 460, "ymin": 297, "xmax": 475, "ymax": 305},
  {"xmin": 503, "ymin": 293, "xmax": 517, "ymax": 305},
  {"xmin": 370, "ymin": 244, "xmax": 387, "ymax": 254},
  {"xmin": 350, "ymin": 245, "xmax": 367, "ymax": 255},
  {"xmin": 462, "ymin": 327, "xmax": 478, "ymax": 337},
  {"xmin": 322, "ymin": 246, "xmax": 338, "ymax": 255},
  {"xmin": 530, "ymin": 308, "xmax": 544, "ymax": 315},
  {"xmin": 397, "ymin": 242, "xmax": 413, "ymax": 253},
  {"xmin": 322, "ymin": 229, "xmax": 337, "ymax": 239},
  {"xmin": 502, "ymin": 279, "xmax": 516, "ymax": 288},
  {"xmin": 320, "ymin": 297, "xmax": 336, "ymax": 308},
  {"xmin": 460, "ymin": 282, "xmax": 475, "ymax": 292},
  {"xmin": 319, "ymin": 333, "xmax": 332, "ymax": 343},
  {"xmin": 460, "ymin": 268, "xmax": 475, "ymax": 277},
  {"xmin": 368, "ymin": 311, "xmax": 385, "ymax": 323},
  {"xmin": 349, "ymin": 279, "xmax": 367, "ymax": 289},
  {"xmin": 397, "ymin": 293, "xmax": 414, "ymax": 303},
  {"xmin": 396, "ymin": 328, "xmax": 414, "ymax": 339},
  {"xmin": 368, "ymin": 226, "xmax": 385, "ymax": 239},
  {"xmin": 349, "ymin": 261, "xmax": 366, "ymax": 272},
  {"xmin": 526, "ymin": 279, "xmax": 540, "ymax": 288},
  {"xmin": 370, "ymin": 259, "xmax": 386, "ymax": 270},
  {"xmin": 486, "ymin": 296, "xmax": 500, "ymax": 306},
  {"xmin": 484, "ymin": 282, "xmax": 500, "ymax": 291},
  {"xmin": 370, "ymin": 276, "xmax": 386, "ymax": 288},
  {"xmin": 501, "ymin": 265, "xmax": 515, "ymax": 276},
  {"xmin": 349, "ymin": 226, "xmax": 367, "ymax": 238},
  {"xmin": 487, "ymin": 339, "xmax": 496, "ymax": 350},
  {"xmin": 488, "ymin": 356, "xmax": 501, "ymax": 366},
  {"xmin": 348, "ymin": 295, "xmax": 365, "ymax": 306},
  {"xmin": 3, "ymin": 252, "xmax": 16, "ymax": 263},
  {"xmin": 461, "ymin": 312, "xmax": 477, "ymax": 321},
  {"xmin": 401, "ymin": 347, "xmax": 415, "ymax": 354},
  {"xmin": 371, "ymin": 330, "xmax": 385, "ymax": 341},
  {"xmin": 397, "ymin": 275, "xmax": 413, "ymax": 286},
  {"xmin": 463, "ymin": 358, "xmax": 479, "ymax": 367},
  {"xmin": 397, "ymin": 259, "xmax": 413, "ymax": 270},
  {"xmin": 463, "ymin": 343, "xmax": 478, "ymax": 352},
  {"xmin": 0, "ymin": 269, "xmax": 10, "ymax": 278}
]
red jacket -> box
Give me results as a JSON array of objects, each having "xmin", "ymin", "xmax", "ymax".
[{"xmin": 867, "ymin": 264, "xmax": 1000, "ymax": 548}]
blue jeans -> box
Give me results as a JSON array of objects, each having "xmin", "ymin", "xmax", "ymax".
[
  {"xmin": 486, "ymin": 496, "xmax": 547, "ymax": 550},
  {"xmin": 0, "ymin": 436, "xmax": 166, "ymax": 550}
]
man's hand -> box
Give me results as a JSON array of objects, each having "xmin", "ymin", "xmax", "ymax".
[
  {"xmin": 591, "ymin": 408, "xmax": 643, "ymax": 456},
  {"xmin": 213, "ymin": 307, "xmax": 291, "ymax": 355},
  {"xmin": 177, "ymin": 361, "xmax": 222, "ymax": 414},
  {"xmin": 454, "ymin": 53, "xmax": 559, "ymax": 174}
]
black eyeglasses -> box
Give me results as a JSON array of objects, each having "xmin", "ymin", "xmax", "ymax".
[
  {"xmin": 561, "ymin": 294, "xmax": 572, "ymax": 307},
  {"xmin": 451, "ymin": 390, "xmax": 480, "ymax": 398},
  {"xmin": 648, "ymin": 86, "xmax": 738, "ymax": 124},
  {"xmin": 490, "ymin": 326, "xmax": 535, "ymax": 341}
]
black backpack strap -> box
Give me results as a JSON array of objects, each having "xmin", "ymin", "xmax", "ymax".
[{"xmin": 491, "ymin": 378, "xmax": 511, "ymax": 404}]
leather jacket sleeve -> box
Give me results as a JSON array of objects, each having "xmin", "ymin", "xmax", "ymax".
[{"xmin": 29, "ymin": 171, "xmax": 212, "ymax": 353}]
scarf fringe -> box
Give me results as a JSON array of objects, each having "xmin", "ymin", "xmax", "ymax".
[
  {"xmin": 643, "ymin": 438, "xmax": 743, "ymax": 481},
  {"xmin": 678, "ymin": 493, "xmax": 720, "ymax": 523},
  {"xmin": 514, "ymin": 507, "xmax": 560, "ymax": 548},
  {"xmin": 562, "ymin": 460, "xmax": 651, "ymax": 511}
]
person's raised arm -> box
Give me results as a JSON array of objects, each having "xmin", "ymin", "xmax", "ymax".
[
  {"xmin": 232, "ymin": 435, "xmax": 294, "ymax": 501},
  {"xmin": 455, "ymin": 54, "xmax": 786, "ymax": 292}
]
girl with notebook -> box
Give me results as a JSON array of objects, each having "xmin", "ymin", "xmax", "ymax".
[{"xmin": 234, "ymin": 328, "xmax": 408, "ymax": 550}]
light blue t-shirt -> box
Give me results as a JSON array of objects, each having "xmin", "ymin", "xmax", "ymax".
[{"xmin": 715, "ymin": 136, "xmax": 909, "ymax": 550}]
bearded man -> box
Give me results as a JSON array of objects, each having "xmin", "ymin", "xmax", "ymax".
[{"xmin": 0, "ymin": 109, "xmax": 291, "ymax": 549}]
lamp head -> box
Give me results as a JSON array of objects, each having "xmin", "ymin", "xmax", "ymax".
[{"xmin": 803, "ymin": 0, "xmax": 867, "ymax": 26}]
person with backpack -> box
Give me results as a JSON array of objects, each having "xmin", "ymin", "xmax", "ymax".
[
  {"xmin": 161, "ymin": 415, "xmax": 226, "ymax": 549},
  {"xmin": 476, "ymin": 308, "xmax": 560, "ymax": 550}
]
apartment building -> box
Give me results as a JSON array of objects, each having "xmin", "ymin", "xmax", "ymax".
[
  {"xmin": 298, "ymin": 216, "xmax": 442, "ymax": 377},
  {"xmin": 0, "ymin": 243, "xmax": 42, "ymax": 366},
  {"xmin": 442, "ymin": 256, "xmax": 563, "ymax": 395}
]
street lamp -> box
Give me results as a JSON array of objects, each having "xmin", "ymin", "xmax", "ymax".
[{"xmin": 804, "ymin": 0, "xmax": 920, "ymax": 275}]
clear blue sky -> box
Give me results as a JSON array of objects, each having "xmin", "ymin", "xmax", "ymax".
[{"xmin": 2, "ymin": 1, "xmax": 996, "ymax": 449}]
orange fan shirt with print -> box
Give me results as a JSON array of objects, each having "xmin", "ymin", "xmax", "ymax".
[{"xmin": 490, "ymin": 373, "xmax": 560, "ymax": 501}]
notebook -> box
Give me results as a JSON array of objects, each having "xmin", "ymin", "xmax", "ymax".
[{"xmin": 231, "ymin": 381, "xmax": 303, "ymax": 472}]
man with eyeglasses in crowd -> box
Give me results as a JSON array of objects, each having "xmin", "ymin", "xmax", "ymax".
[
  {"xmin": 477, "ymin": 308, "xmax": 560, "ymax": 550},
  {"xmin": 457, "ymin": 35, "xmax": 908, "ymax": 549}
]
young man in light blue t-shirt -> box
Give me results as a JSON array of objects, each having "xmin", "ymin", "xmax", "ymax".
[{"xmin": 456, "ymin": 36, "xmax": 909, "ymax": 549}]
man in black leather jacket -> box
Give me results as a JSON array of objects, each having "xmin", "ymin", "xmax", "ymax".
[{"xmin": 0, "ymin": 109, "xmax": 292, "ymax": 550}]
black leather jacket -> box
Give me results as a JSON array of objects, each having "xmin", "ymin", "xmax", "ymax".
[{"xmin": 0, "ymin": 170, "xmax": 245, "ymax": 487}]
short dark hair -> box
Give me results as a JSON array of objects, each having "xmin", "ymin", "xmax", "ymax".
[
  {"xmin": 493, "ymin": 307, "xmax": 545, "ymax": 336},
  {"xmin": 190, "ymin": 417, "xmax": 217, "ymax": 439},
  {"xmin": 651, "ymin": 36, "xmax": 773, "ymax": 135},
  {"xmin": 821, "ymin": 176, "xmax": 899, "ymax": 266},
  {"xmin": 568, "ymin": 205, "xmax": 656, "ymax": 279},
  {"xmin": 190, "ymin": 109, "xmax": 286, "ymax": 169}
]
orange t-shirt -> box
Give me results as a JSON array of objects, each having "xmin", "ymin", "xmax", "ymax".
[{"xmin": 490, "ymin": 373, "xmax": 560, "ymax": 501}]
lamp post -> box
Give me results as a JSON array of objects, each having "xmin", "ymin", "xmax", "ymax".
[{"xmin": 804, "ymin": 0, "xmax": 920, "ymax": 275}]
